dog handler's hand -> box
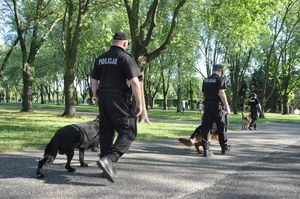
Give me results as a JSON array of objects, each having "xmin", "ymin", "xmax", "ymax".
[
  {"xmin": 134, "ymin": 104, "xmax": 142, "ymax": 117},
  {"xmin": 94, "ymin": 97, "xmax": 99, "ymax": 107},
  {"xmin": 225, "ymin": 107, "xmax": 231, "ymax": 115}
]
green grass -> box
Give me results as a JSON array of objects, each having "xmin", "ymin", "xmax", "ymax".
[
  {"xmin": 0, "ymin": 102, "xmax": 98, "ymax": 113},
  {"xmin": 260, "ymin": 113, "xmax": 300, "ymax": 123},
  {"xmin": 0, "ymin": 103, "xmax": 299, "ymax": 152},
  {"xmin": 0, "ymin": 110, "xmax": 92, "ymax": 152},
  {"xmin": 0, "ymin": 108, "xmax": 199, "ymax": 152},
  {"xmin": 148, "ymin": 109, "xmax": 300, "ymax": 124},
  {"xmin": 1, "ymin": 102, "xmax": 299, "ymax": 123},
  {"xmin": 138, "ymin": 122, "xmax": 197, "ymax": 140}
]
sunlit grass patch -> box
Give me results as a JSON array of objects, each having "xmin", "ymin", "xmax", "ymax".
[
  {"xmin": 0, "ymin": 105, "xmax": 299, "ymax": 152},
  {"xmin": 137, "ymin": 122, "xmax": 198, "ymax": 140},
  {"xmin": 0, "ymin": 110, "xmax": 96, "ymax": 152}
]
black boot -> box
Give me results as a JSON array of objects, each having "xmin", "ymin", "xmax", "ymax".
[
  {"xmin": 97, "ymin": 156, "xmax": 116, "ymax": 183},
  {"xmin": 221, "ymin": 144, "xmax": 232, "ymax": 155},
  {"xmin": 203, "ymin": 144, "xmax": 213, "ymax": 157}
]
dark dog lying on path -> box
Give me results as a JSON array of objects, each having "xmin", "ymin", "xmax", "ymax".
[
  {"xmin": 178, "ymin": 123, "xmax": 219, "ymax": 154},
  {"xmin": 36, "ymin": 116, "xmax": 100, "ymax": 178}
]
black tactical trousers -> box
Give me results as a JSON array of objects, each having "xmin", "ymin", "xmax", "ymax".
[
  {"xmin": 249, "ymin": 110, "xmax": 258, "ymax": 128},
  {"xmin": 201, "ymin": 101, "xmax": 228, "ymax": 148},
  {"xmin": 98, "ymin": 90, "xmax": 137, "ymax": 162}
]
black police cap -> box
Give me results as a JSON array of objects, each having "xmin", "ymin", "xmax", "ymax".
[
  {"xmin": 212, "ymin": 64, "xmax": 224, "ymax": 70},
  {"xmin": 113, "ymin": 32, "xmax": 128, "ymax": 40}
]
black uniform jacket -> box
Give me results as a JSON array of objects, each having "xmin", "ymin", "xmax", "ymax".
[
  {"xmin": 202, "ymin": 73, "xmax": 226, "ymax": 103},
  {"xmin": 91, "ymin": 46, "xmax": 142, "ymax": 91}
]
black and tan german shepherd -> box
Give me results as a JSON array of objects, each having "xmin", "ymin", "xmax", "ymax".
[
  {"xmin": 241, "ymin": 112, "xmax": 252, "ymax": 130},
  {"xmin": 36, "ymin": 116, "xmax": 100, "ymax": 178},
  {"xmin": 178, "ymin": 123, "xmax": 220, "ymax": 154}
]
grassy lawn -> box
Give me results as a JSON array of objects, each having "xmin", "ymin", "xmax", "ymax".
[
  {"xmin": 0, "ymin": 108, "xmax": 198, "ymax": 152},
  {"xmin": 2, "ymin": 102, "xmax": 300, "ymax": 123},
  {"xmin": 0, "ymin": 102, "xmax": 98, "ymax": 113},
  {"xmin": 0, "ymin": 103, "xmax": 299, "ymax": 152}
]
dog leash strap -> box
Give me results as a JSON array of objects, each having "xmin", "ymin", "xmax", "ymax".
[{"xmin": 70, "ymin": 124, "xmax": 85, "ymax": 146}]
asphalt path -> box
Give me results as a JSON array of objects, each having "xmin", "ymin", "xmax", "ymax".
[{"xmin": 0, "ymin": 122, "xmax": 299, "ymax": 199}]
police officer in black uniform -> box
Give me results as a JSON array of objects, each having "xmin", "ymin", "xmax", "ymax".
[
  {"xmin": 248, "ymin": 93, "xmax": 261, "ymax": 130},
  {"xmin": 201, "ymin": 64, "xmax": 231, "ymax": 157},
  {"xmin": 91, "ymin": 32, "xmax": 142, "ymax": 182}
]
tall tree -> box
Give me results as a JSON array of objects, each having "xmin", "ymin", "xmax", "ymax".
[
  {"xmin": 0, "ymin": 38, "xmax": 19, "ymax": 79},
  {"xmin": 10, "ymin": 0, "xmax": 62, "ymax": 111},
  {"xmin": 258, "ymin": 0, "xmax": 297, "ymax": 117},
  {"xmin": 61, "ymin": 0, "xmax": 90, "ymax": 116},
  {"xmin": 210, "ymin": 0, "xmax": 280, "ymax": 114},
  {"xmin": 225, "ymin": 48, "xmax": 252, "ymax": 114},
  {"xmin": 123, "ymin": 0, "xmax": 187, "ymax": 122},
  {"xmin": 277, "ymin": 2, "xmax": 300, "ymax": 114},
  {"xmin": 144, "ymin": 61, "xmax": 161, "ymax": 110}
]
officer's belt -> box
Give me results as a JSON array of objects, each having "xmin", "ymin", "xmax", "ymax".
[
  {"xmin": 204, "ymin": 99, "xmax": 222, "ymax": 103},
  {"xmin": 99, "ymin": 88, "xmax": 128, "ymax": 93}
]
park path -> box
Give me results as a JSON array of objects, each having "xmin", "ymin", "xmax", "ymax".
[{"xmin": 0, "ymin": 122, "xmax": 300, "ymax": 199}]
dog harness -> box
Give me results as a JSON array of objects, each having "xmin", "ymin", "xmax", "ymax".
[{"xmin": 70, "ymin": 124, "xmax": 99, "ymax": 147}]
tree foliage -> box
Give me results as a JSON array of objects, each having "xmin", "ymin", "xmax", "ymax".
[{"xmin": 1, "ymin": 0, "xmax": 300, "ymax": 118}]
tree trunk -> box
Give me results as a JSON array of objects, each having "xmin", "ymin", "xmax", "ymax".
[
  {"xmin": 282, "ymin": 92, "xmax": 289, "ymax": 115},
  {"xmin": 87, "ymin": 86, "xmax": 93, "ymax": 105},
  {"xmin": 144, "ymin": 78, "xmax": 150, "ymax": 110},
  {"xmin": 138, "ymin": 80, "xmax": 150, "ymax": 122},
  {"xmin": 176, "ymin": 63, "xmax": 182, "ymax": 113},
  {"xmin": 21, "ymin": 62, "xmax": 33, "ymax": 112},
  {"xmin": 176, "ymin": 87, "xmax": 182, "ymax": 113},
  {"xmin": 150, "ymin": 96, "xmax": 155, "ymax": 109},
  {"xmin": 145, "ymin": 93, "xmax": 150, "ymax": 110},
  {"xmin": 75, "ymin": 87, "xmax": 79, "ymax": 105},
  {"xmin": 232, "ymin": 65, "xmax": 240, "ymax": 114},
  {"xmin": 163, "ymin": 95, "xmax": 168, "ymax": 110},
  {"xmin": 161, "ymin": 70, "xmax": 168, "ymax": 110},
  {"xmin": 5, "ymin": 87, "xmax": 11, "ymax": 102},
  {"xmin": 63, "ymin": 61, "xmax": 76, "ymax": 116},
  {"xmin": 46, "ymin": 85, "xmax": 51, "ymax": 103},
  {"xmin": 40, "ymin": 85, "xmax": 45, "ymax": 104},
  {"xmin": 55, "ymin": 80, "xmax": 60, "ymax": 104},
  {"xmin": 81, "ymin": 92, "xmax": 87, "ymax": 104},
  {"xmin": 189, "ymin": 80, "xmax": 194, "ymax": 110}
]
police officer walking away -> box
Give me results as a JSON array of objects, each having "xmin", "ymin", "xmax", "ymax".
[
  {"xmin": 201, "ymin": 64, "xmax": 231, "ymax": 157},
  {"xmin": 91, "ymin": 32, "xmax": 142, "ymax": 182},
  {"xmin": 248, "ymin": 93, "xmax": 261, "ymax": 130}
]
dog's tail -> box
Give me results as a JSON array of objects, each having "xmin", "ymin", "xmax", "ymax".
[
  {"xmin": 44, "ymin": 136, "xmax": 60, "ymax": 163},
  {"xmin": 178, "ymin": 138, "xmax": 193, "ymax": 147}
]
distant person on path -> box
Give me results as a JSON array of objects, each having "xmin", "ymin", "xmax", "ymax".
[
  {"xmin": 181, "ymin": 99, "xmax": 187, "ymax": 114},
  {"xmin": 248, "ymin": 93, "xmax": 261, "ymax": 130},
  {"xmin": 200, "ymin": 64, "xmax": 231, "ymax": 157},
  {"xmin": 197, "ymin": 101, "xmax": 203, "ymax": 115},
  {"xmin": 91, "ymin": 32, "xmax": 142, "ymax": 182}
]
